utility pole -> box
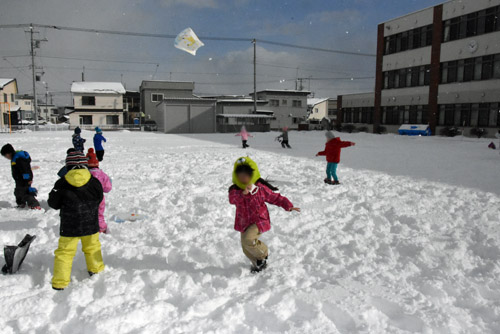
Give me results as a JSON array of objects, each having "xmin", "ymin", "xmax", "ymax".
[
  {"xmin": 82, "ymin": 66, "xmax": 85, "ymax": 81},
  {"xmin": 253, "ymin": 39, "xmax": 257, "ymax": 114},
  {"xmin": 29, "ymin": 24, "xmax": 39, "ymax": 129},
  {"xmin": 45, "ymin": 82, "xmax": 49, "ymax": 122}
]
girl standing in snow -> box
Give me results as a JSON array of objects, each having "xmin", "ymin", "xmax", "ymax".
[
  {"xmin": 235, "ymin": 126, "xmax": 253, "ymax": 149},
  {"xmin": 277, "ymin": 127, "xmax": 291, "ymax": 148},
  {"xmin": 316, "ymin": 131, "xmax": 355, "ymax": 185},
  {"xmin": 229, "ymin": 157, "xmax": 300, "ymax": 272},
  {"xmin": 72, "ymin": 127, "xmax": 86, "ymax": 152},
  {"xmin": 93, "ymin": 127, "xmax": 107, "ymax": 161},
  {"xmin": 87, "ymin": 148, "xmax": 112, "ymax": 233}
]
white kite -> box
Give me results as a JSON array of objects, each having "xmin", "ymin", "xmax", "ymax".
[{"xmin": 174, "ymin": 27, "xmax": 205, "ymax": 56}]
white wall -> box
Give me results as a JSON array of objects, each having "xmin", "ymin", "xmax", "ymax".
[
  {"xmin": 69, "ymin": 112, "xmax": 124, "ymax": 127},
  {"xmin": 383, "ymin": 6, "xmax": 434, "ymax": 37},
  {"xmin": 442, "ymin": 0, "xmax": 500, "ymax": 20},
  {"xmin": 73, "ymin": 94, "xmax": 123, "ymax": 110}
]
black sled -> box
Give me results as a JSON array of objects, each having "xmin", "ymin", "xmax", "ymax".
[{"xmin": 2, "ymin": 234, "xmax": 36, "ymax": 274}]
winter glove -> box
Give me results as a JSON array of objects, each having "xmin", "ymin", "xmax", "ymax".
[{"xmin": 28, "ymin": 187, "xmax": 38, "ymax": 196}]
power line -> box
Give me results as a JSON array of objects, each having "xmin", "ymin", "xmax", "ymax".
[
  {"xmin": 2, "ymin": 54, "xmax": 158, "ymax": 65},
  {"xmin": 0, "ymin": 23, "xmax": 376, "ymax": 58}
]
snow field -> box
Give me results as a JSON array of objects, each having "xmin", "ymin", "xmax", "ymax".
[{"xmin": 0, "ymin": 131, "xmax": 499, "ymax": 334}]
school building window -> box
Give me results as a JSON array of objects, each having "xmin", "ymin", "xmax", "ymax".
[
  {"xmin": 440, "ymin": 53, "xmax": 500, "ymax": 84},
  {"xmin": 438, "ymin": 103, "xmax": 499, "ymax": 127},
  {"xmin": 384, "ymin": 24, "xmax": 433, "ymax": 55},
  {"xmin": 383, "ymin": 65, "xmax": 430, "ymax": 89},
  {"xmin": 151, "ymin": 93, "xmax": 164, "ymax": 102},
  {"xmin": 106, "ymin": 115, "xmax": 119, "ymax": 125},
  {"xmin": 292, "ymin": 100, "xmax": 302, "ymax": 107},
  {"xmin": 80, "ymin": 115, "xmax": 93, "ymax": 125},
  {"xmin": 82, "ymin": 96, "xmax": 96, "ymax": 106},
  {"xmin": 443, "ymin": 6, "xmax": 500, "ymax": 43}
]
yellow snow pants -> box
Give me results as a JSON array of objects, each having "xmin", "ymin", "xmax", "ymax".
[{"xmin": 52, "ymin": 233, "xmax": 104, "ymax": 289}]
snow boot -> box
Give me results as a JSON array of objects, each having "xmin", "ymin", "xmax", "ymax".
[
  {"xmin": 324, "ymin": 178, "xmax": 332, "ymax": 184},
  {"xmin": 88, "ymin": 271, "xmax": 97, "ymax": 277},
  {"xmin": 251, "ymin": 256, "xmax": 268, "ymax": 273},
  {"xmin": 332, "ymin": 180, "xmax": 341, "ymax": 185},
  {"xmin": 16, "ymin": 204, "xmax": 26, "ymax": 209},
  {"xmin": 30, "ymin": 206, "xmax": 41, "ymax": 210}
]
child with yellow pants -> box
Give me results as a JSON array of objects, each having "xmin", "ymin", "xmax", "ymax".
[{"xmin": 48, "ymin": 151, "xmax": 104, "ymax": 290}]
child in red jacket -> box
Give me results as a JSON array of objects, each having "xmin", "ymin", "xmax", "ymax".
[
  {"xmin": 228, "ymin": 157, "xmax": 300, "ymax": 272},
  {"xmin": 316, "ymin": 131, "xmax": 355, "ymax": 185}
]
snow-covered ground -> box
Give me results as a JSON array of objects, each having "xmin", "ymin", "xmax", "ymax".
[{"xmin": 0, "ymin": 130, "xmax": 499, "ymax": 334}]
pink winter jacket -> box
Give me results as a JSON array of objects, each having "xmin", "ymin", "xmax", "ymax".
[
  {"xmin": 89, "ymin": 168, "xmax": 112, "ymax": 232},
  {"xmin": 229, "ymin": 182, "xmax": 293, "ymax": 233},
  {"xmin": 236, "ymin": 131, "xmax": 252, "ymax": 141}
]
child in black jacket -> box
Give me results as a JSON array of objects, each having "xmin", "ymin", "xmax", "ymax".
[
  {"xmin": 48, "ymin": 151, "xmax": 104, "ymax": 290},
  {"xmin": 1, "ymin": 144, "xmax": 40, "ymax": 209}
]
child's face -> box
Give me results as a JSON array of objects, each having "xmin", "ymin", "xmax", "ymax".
[
  {"xmin": 236, "ymin": 172, "xmax": 252, "ymax": 185},
  {"xmin": 2, "ymin": 153, "xmax": 12, "ymax": 160}
]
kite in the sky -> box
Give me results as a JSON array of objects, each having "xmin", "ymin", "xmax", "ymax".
[{"xmin": 174, "ymin": 27, "xmax": 205, "ymax": 56}]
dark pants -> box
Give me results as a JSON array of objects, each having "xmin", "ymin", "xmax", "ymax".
[
  {"xmin": 281, "ymin": 140, "xmax": 291, "ymax": 148},
  {"xmin": 96, "ymin": 150, "xmax": 105, "ymax": 162},
  {"xmin": 14, "ymin": 186, "xmax": 39, "ymax": 208},
  {"xmin": 242, "ymin": 140, "xmax": 249, "ymax": 148}
]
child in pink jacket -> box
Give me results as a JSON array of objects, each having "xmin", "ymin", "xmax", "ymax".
[
  {"xmin": 235, "ymin": 126, "xmax": 253, "ymax": 149},
  {"xmin": 87, "ymin": 148, "xmax": 112, "ymax": 233},
  {"xmin": 228, "ymin": 157, "xmax": 300, "ymax": 272}
]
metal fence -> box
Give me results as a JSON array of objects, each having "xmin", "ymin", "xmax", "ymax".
[{"xmin": 0, "ymin": 124, "xmax": 145, "ymax": 133}]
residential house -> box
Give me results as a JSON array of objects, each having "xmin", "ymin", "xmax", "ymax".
[
  {"xmin": 307, "ymin": 98, "xmax": 338, "ymax": 130},
  {"xmin": 69, "ymin": 82, "xmax": 126, "ymax": 129},
  {"xmin": 37, "ymin": 103, "xmax": 57, "ymax": 123},
  {"xmin": 15, "ymin": 94, "xmax": 35, "ymax": 122},
  {"xmin": 249, "ymin": 89, "xmax": 310, "ymax": 130},
  {"xmin": 202, "ymin": 95, "xmax": 272, "ymax": 132},
  {"xmin": 0, "ymin": 79, "xmax": 19, "ymax": 127},
  {"xmin": 140, "ymin": 80, "xmax": 195, "ymax": 117}
]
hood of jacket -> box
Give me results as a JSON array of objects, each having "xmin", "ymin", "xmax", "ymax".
[
  {"xmin": 64, "ymin": 168, "xmax": 91, "ymax": 188},
  {"xmin": 232, "ymin": 156, "xmax": 261, "ymax": 190},
  {"xmin": 12, "ymin": 150, "xmax": 30, "ymax": 163}
]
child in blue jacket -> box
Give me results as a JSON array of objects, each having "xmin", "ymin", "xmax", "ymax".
[
  {"xmin": 72, "ymin": 127, "xmax": 86, "ymax": 152},
  {"xmin": 93, "ymin": 127, "xmax": 107, "ymax": 161}
]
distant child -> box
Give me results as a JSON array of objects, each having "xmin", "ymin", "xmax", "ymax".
[
  {"xmin": 228, "ymin": 157, "xmax": 300, "ymax": 272},
  {"xmin": 48, "ymin": 151, "xmax": 104, "ymax": 290},
  {"xmin": 1, "ymin": 144, "xmax": 40, "ymax": 209},
  {"xmin": 236, "ymin": 126, "xmax": 253, "ymax": 149},
  {"xmin": 87, "ymin": 148, "xmax": 112, "ymax": 233},
  {"xmin": 316, "ymin": 131, "xmax": 355, "ymax": 185},
  {"xmin": 72, "ymin": 127, "xmax": 86, "ymax": 152},
  {"xmin": 277, "ymin": 127, "xmax": 291, "ymax": 148},
  {"xmin": 93, "ymin": 127, "xmax": 107, "ymax": 161}
]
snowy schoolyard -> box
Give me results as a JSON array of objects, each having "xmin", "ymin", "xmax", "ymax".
[{"xmin": 0, "ymin": 130, "xmax": 499, "ymax": 334}]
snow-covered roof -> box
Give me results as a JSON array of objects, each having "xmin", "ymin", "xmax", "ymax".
[
  {"xmin": 0, "ymin": 78, "xmax": 15, "ymax": 89},
  {"xmin": 71, "ymin": 82, "xmax": 126, "ymax": 94},
  {"xmin": 217, "ymin": 114, "xmax": 274, "ymax": 119},
  {"xmin": 307, "ymin": 98, "xmax": 330, "ymax": 107},
  {"xmin": 217, "ymin": 99, "xmax": 267, "ymax": 103},
  {"xmin": 254, "ymin": 89, "xmax": 311, "ymax": 94}
]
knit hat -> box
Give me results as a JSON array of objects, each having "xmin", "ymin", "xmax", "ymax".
[
  {"xmin": 325, "ymin": 131, "xmax": 336, "ymax": 140},
  {"xmin": 95, "ymin": 127, "xmax": 102, "ymax": 134},
  {"xmin": 74, "ymin": 127, "xmax": 81, "ymax": 134},
  {"xmin": 1, "ymin": 144, "xmax": 15, "ymax": 157},
  {"xmin": 66, "ymin": 151, "xmax": 88, "ymax": 169},
  {"xmin": 86, "ymin": 148, "xmax": 99, "ymax": 168}
]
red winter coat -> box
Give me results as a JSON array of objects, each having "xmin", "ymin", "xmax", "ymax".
[
  {"xmin": 229, "ymin": 182, "xmax": 293, "ymax": 233},
  {"xmin": 317, "ymin": 137, "xmax": 354, "ymax": 163}
]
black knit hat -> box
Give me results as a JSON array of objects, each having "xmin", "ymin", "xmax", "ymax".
[
  {"xmin": 1, "ymin": 144, "xmax": 15, "ymax": 157},
  {"xmin": 66, "ymin": 151, "xmax": 88, "ymax": 169}
]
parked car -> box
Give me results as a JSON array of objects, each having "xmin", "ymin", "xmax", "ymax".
[{"xmin": 144, "ymin": 120, "xmax": 158, "ymax": 132}]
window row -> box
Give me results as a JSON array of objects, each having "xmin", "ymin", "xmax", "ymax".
[
  {"xmin": 342, "ymin": 107, "xmax": 374, "ymax": 124},
  {"xmin": 438, "ymin": 103, "xmax": 500, "ymax": 127},
  {"xmin": 383, "ymin": 65, "xmax": 431, "ymax": 89},
  {"xmin": 269, "ymin": 99, "xmax": 302, "ymax": 107},
  {"xmin": 384, "ymin": 25, "xmax": 433, "ymax": 55},
  {"xmin": 80, "ymin": 115, "xmax": 120, "ymax": 125},
  {"xmin": 441, "ymin": 54, "xmax": 500, "ymax": 84},
  {"xmin": 382, "ymin": 106, "xmax": 429, "ymax": 125},
  {"xmin": 443, "ymin": 6, "xmax": 500, "ymax": 43},
  {"xmin": 1, "ymin": 93, "xmax": 16, "ymax": 103}
]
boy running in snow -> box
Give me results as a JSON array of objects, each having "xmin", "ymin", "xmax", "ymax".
[
  {"xmin": 72, "ymin": 127, "xmax": 86, "ymax": 152},
  {"xmin": 48, "ymin": 151, "xmax": 104, "ymax": 290},
  {"xmin": 1, "ymin": 144, "xmax": 41, "ymax": 209},
  {"xmin": 316, "ymin": 131, "xmax": 355, "ymax": 185},
  {"xmin": 235, "ymin": 126, "xmax": 253, "ymax": 149},
  {"xmin": 93, "ymin": 127, "xmax": 107, "ymax": 161},
  {"xmin": 87, "ymin": 148, "xmax": 112, "ymax": 233},
  {"xmin": 277, "ymin": 127, "xmax": 291, "ymax": 148},
  {"xmin": 229, "ymin": 157, "xmax": 300, "ymax": 272}
]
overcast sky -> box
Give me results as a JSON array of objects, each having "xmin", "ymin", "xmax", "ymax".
[{"xmin": 0, "ymin": 0, "xmax": 442, "ymax": 105}]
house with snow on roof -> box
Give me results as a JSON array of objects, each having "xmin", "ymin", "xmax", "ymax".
[
  {"xmin": 0, "ymin": 78, "xmax": 19, "ymax": 127},
  {"xmin": 307, "ymin": 97, "xmax": 338, "ymax": 130},
  {"xmin": 69, "ymin": 81, "xmax": 126, "ymax": 129}
]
